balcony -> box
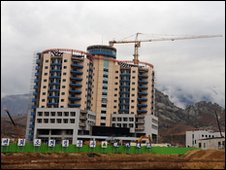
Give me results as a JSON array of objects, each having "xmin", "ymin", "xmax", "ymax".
[
  {"xmin": 33, "ymin": 91, "xmax": 38, "ymax": 96},
  {"xmin": 50, "ymin": 69, "xmax": 61, "ymax": 73},
  {"xmin": 69, "ymin": 96, "xmax": 81, "ymax": 101},
  {"xmin": 35, "ymin": 73, "xmax": 39, "ymax": 77},
  {"xmin": 48, "ymin": 96, "xmax": 59, "ymax": 99},
  {"xmin": 51, "ymin": 63, "xmax": 61, "ymax": 66},
  {"xmin": 138, "ymin": 74, "xmax": 148, "ymax": 78},
  {"xmin": 33, "ymin": 85, "xmax": 38, "ymax": 89},
  {"xmin": 70, "ymin": 83, "xmax": 82, "ymax": 87},
  {"xmin": 137, "ymin": 110, "xmax": 147, "ymax": 114},
  {"xmin": 49, "ymin": 82, "xmax": 60, "ymax": 86},
  {"xmin": 137, "ymin": 104, "xmax": 148, "ymax": 108},
  {"xmin": 135, "ymin": 126, "xmax": 145, "ymax": 131},
  {"xmin": 138, "ymin": 80, "xmax": 148, "ymax": 84},
  {"xmin": 47, "ymin": 103, "xmax": 58, "ymax": 106},
  {"xmin": 79, "ymin": 122, "xmax": 86, "ymax": 127},
  {"xmin": 32, "ymin": 98, "xmax": 36, "ymax": 102},
  {"xmin": 71, "ymin": 63, "xmax": 83, "ymax": 69},
  {"xmin": 68, "ymin": 103, "xmax": 81, "ymax": 107},
  {"xmin": 71, "ymin": 70, "xmax": 83, "ymax": 75},
  {"xmin": 137, "ymin": 98, "xmax": 147, "ymax": 102},
  {"xmin": 121, "ymin": 73, "xmax": 130, "ymax": 76},
  {"xmin": 50, "ymin": 76, "xmax": 61, "ymax": 79},
  {"xmin": 138, "ymin": 92, "xmax": 148, "ymax": 96},
  {"xmin": 35, "ymin": 66, "xmax": 40, "ymax": 70},
  {"xmin": 120, "ymin": 85, "xmax": 130, "ymax": 88},
  {"xmin": 80, "ymin": 115, "xmax": 87, "ymax": 120},
  {"xmin": 136, "ymin": 114, "xmax": 145, "ymax": 118},
  {"xmin": 48, "ymin": 89, "xmax": 60, "ymax": 92},
  {"xmin": 138, "ymin": 85, "xmax": 148, "ymax": 90},
  {"xmin": 34, "ymin": 79, "xmax": 39, "ymax": 83},
  {"xmin": 136, "ymin": 120, "xmax": 145, "ymax": 124},
  {"xmin": 70, "ymin": 77, "xmax": 82, "ymax": 81},
  {"xmin": 69, "ymin": 89, "xmax": 81, "ymax": 94}
]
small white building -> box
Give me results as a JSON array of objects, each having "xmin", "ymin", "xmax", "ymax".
[
  {"xmin": 197, "ymin": 137, "xmax": 225, "ymax": 150},
  {"xmin": 186, "ymin": 130, "xmax": 225, "ymax": 148}
]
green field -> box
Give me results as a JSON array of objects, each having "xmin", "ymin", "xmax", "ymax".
[{"xmin": 1, "ymin": 143, "xmax": 198, "ymax": 154}]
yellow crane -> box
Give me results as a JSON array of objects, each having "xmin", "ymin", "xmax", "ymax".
[{"xmin": 109, "ymin": 33, "xmax": 223, "ymax": 64}]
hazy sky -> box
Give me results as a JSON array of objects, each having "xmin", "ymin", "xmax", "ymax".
[{"xmin": 1, "ymin": 1, "xmax": 225, "ymax": 108}]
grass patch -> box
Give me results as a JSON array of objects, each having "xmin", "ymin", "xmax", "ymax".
[{"xmin": 1, "ymin": 143, "xmax": 198, "ymax": 154}]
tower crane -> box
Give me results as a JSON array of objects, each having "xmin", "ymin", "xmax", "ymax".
[{"xmin": 109, "ymin": 33, "xmax": 223, "ymax": 64}]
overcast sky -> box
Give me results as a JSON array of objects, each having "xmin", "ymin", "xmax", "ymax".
[{"xmin": 1, "ymin": 1, "xmax": 225, "ymax": 108}]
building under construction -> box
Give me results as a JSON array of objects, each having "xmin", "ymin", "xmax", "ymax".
[{"xmin": 26, "ymin": 45, "xmax": 158, "ymax": 144}]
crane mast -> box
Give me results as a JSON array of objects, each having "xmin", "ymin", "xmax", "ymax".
[{"xmin": 109, "ymin": 33, "xmax": 222, "ymax": 64}]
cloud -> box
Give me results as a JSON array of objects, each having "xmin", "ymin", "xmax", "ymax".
[{"xmin": 1, "ymin": 1, "xmax": 225, "ymax": 107}]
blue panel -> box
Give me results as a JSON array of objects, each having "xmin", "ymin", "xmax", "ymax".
[
  {"xmin": 68, "ymin": 103, "xmax": 81, "ymax": 107},
  {"xmin": 70, "ymin": 83, "xmax": 82, "ymax": 87},
  {"xmin": 71, "ymin": 63, "xmax": 83, "ymax": 69},
  {"xmin": 70, "ymin": 77, "xmax": 82, "ymax": 81}
]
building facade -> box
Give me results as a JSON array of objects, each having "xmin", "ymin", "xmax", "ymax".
[
  {"xmin": 26, "ymin": 45, "xmax": 158, "ymax": 144},
  {"xmin": 186, "ymin": 130, "xmax": 225, "ymax": 148}
]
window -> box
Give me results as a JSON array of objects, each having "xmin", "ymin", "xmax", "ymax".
[
  {"xmin": 115, "ymin": 71, "xmax": 118, "ymax": 73},
  {"xmin": 132, "ymin": 70, "xmax": 136, "ymax": 73},
  {"xmin": 42, "ymin": 92, "xmax": 46, "ymax": 95},
  {"xmin": 123, "ymin": 124, "xmax": 127, "ymax": 128},
  {"xmin": 38, "ymin": 112, "xmax": 43, "ymax": 116},
  {"xmin": 64, "ymin": 59, "xmax": 67, "ymax": 62},
  {"xmin": 114, "ymin": 106, "xmax": 117, "ymax": 108},
  {"xmin": 61, "ymin": 92, "xmax": 65, "ymax": 95},
  {"xmin": 115, "ymin": 82, "xmax": 118, "ymax": 85},
  {"xmin": 57, "ymin": 119, "xmax": 62, "ymax": 123},
  {"xmin": 50, "ymin": 119, "xmax": 55, "ymax": 123},
  {"xmin": 64, "ymin": 112, "xmax": 69, "ymax": 116},
  {"xmin": 63, "ymin": 79, "xmax": 66, "ymax": 82},
  {"xmin": 101, "ymin": 110, "xmax": 106, "ymax": 114},
  {"xmin": 102, "ymin": 92, "xmax": 107, "ymax": 95},
  {"xmin": 112, "ymin": 117, "xmax": 116, "ymax": 121},
  {"xmin": 115, "ymin": 76, "xmax": 118, "ymax": 79},
  {"xmin": 117, "ymin": 117, "xmax": 122, "ymax": 121},
  {"xmin": 37, "ymin": 119, "xmax": 42, "ymax": 123},
  {"xmin": 44, "ymin": 119, "xmax": 48, "ymax": 123},
  {"xmin": 44, "ymin": 79, "xmax": 47, "ymax": 82},
  {"xmin": 101, "ymin": 104, "xmax": 107, "ymax": 107},
  {"xmin": 45, "ymin": 66, "xmax": 48, "ymax": 69},
  {"xmin": 114, "ymin": 94, "xmax": 117, "ymax": 97},
  {"xmin": 51, "ymin": 112, "xmax": 55, "ymax": 116},
  {"xmin": 123, "ymin": 117, "xmax": 128, "ymax": 121},
  {"xmin": 114, "ymin": 100, "xmax": 117, "ymax": 102},
  {"xmin": 132, "ymin": 94, "xmax": 135, "ymax": 96},
  {"xmin": 44, "ymin": 112, "xmax": 49, "ymax": 116},
  {"xmin": 129, "ymin": 118, "xmax": 134, "ymax": 121},
  {"xmin": 103, "ymin": 86, "xmax": 108, "ymax": 90},
  {"xmin": 101, "ymin": 116, "xmax": 106, "ymax": 120},
  {"xmin": 114, "ymin": 88, "xmax": 118, "ymax": 91},
  {"xmin": 63, "ymin": 119, "xmax": 68, "ymax": 123},
  {"xmin": 132, "ymin": 76, "xmax": 135, "ymax": 79},
  {"xmin": 62, "ymin": 85, "xmax": 66, "ymax": 88},
  {"xmin": 132, "ymin": 88, "xmax": 135, "ymax": 91},
  {"xmin": 45, "ymin": 60, "xmax": 49, "ymax": 63},
  {"xmin": 63, "ymin": 66, "xmax": 67, "ymax": 69},
  {"xmin": 132, "ymin": 82, "xmax": 135, "ymax": 85},
  {"xmin": 70, "ymin": 112, "xmax": 76, "ymax": 116},
  {"xmin": 61, "ymin": 99, "xmax": 64, "ymax": 102},
  {"xmin": 43, "ymin": 86, "xmax": 47, "ymax": 89},
  {"xmin": 131, "ymin": 100, "xmax": 134, "ymax": 102},
  {"xmin": 41, "ymin": 99, "xmax": 45, "ymax": 102},
  {"xmin": 103, "ymin": 74, "xmax": 108, "ymax": 78},
  {"xmin": 57, "ymin": 112, "xmax": 62, "ymax": 116},
  {"xmin": 44, "ymin": 72, "xmax": 48, "ymax": 76},
  {"xmin": 63, "ymin": 72, "xmax": 66, "ymax": 75},
  {"xmin": 100, "ymin": 123, "xmax": 106, "ymax": 126},
  {"xmin": 129, "ymin": 124, "xmax": 134, "ymax": 128},
  {"xmin": 70, "ymin": 119, "xmax": 75, "ymax": 123},
  {"xmin": 112, "ymin": 123, "xmax": 115, "ymax": 127}
]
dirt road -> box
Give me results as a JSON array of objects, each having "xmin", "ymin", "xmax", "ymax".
[{"xmin": 1, "ymin": 150, "xmax": 225, "ymax": 169}]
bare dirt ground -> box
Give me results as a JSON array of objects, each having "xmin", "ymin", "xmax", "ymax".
[{"xmin": 1, "ymin": 149, "xmax": 225, "ymax": 169}]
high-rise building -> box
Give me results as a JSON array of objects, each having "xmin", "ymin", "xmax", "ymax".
[{"xmin": 26, "ymin": 45, "xmax": 158, "ymax": 144}]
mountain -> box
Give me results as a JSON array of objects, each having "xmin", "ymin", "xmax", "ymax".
[
  {"xmin": 1, "ymin": 94, "xmax": 31, "ymax": 115},
  {"xmin": 1, "ymin": 91, "xmax": 225, "ymax": 145},
  {"xmin": 155, "ymin": 89, "xmax": 225, "ymax": 145}
]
